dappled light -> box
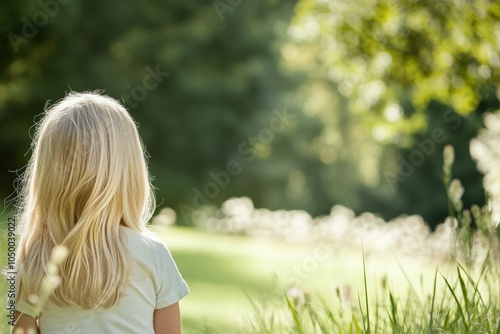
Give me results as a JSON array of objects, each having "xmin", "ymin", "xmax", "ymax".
[
  {"xmin": 471, "ymin": 110, "xmax": 500, "ymax": 223},
  {"xmin": 174, "ymin": 196, "xmax": 455, "ymax": 258}
]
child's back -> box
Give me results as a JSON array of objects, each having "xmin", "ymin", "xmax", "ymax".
[
  {"xmin": 19, "ymin": 227, "xmax": 188, "ymax": 333},
  {"xmin": 13, "ymin": 92, "xmax": 189, "ymax": 333}
]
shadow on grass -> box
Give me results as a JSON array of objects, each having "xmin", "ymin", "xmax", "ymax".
[
  {"xmin": 171, "ymin": 248, "xmax": 285, "ymax": 333},
  {"xmin": 173, "ymin": 250, "xmax": 274, "ymax": 293}
]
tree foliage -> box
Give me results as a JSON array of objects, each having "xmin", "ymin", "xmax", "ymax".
[
  {"xmin": 289, "ymin": 0, "xmax": 498, "ymax": 225},
  {"xmin": 0, "ymin": 0, "xmax": 301, "ymax": 221},
  {"xmin": 293, "ymin": 0, "xmax": 500, "ymax": 136},
  {"xmin": 0, "ymin": 0, "xmax": 496, "ymax": 227}
]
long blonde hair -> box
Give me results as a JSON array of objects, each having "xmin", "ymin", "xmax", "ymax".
[{"xmin": 16, "ymin": 91, "xmax": 155, "ymax": 309}]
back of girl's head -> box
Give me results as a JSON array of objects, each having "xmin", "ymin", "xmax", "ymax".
[
  {"xmin": 17, "ymin": 91, "xmax": 155, "ymax": 308},
  {"xmin": 31, "ymin": 91, "xmax": 154, "ymax": 233}
]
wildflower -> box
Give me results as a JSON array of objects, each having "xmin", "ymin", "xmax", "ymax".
[
  {"xmin": 443, "ymin": 145, "xmax": 455, "ymax": 171},
  {"xmin": 448, "ymin": 179, "xmax": 464, "ymax": 212},
  {"xmin": 44, "ymin": 275, "xmax": 62, "ymax": 290},
  {"xmin": 27, "ymin": 294, "xmax": 39, "ymax": 304},
  {"xmin": 286, "ymin": 287, "xmax": 306, "ymax": 308},
  {"xmin": 462, "ymin": 209, "xmax": 471, "ymax": 227},
  {"xmin": 51, "ymin": 245, "xmax": 69, "ymax": 265},
  {"xmin": 340, "ymin": 284, "xmax": 352, "ymax": 307},
  {"xmin": 31, "ymin": 246, "xmax": 68, "ymax": 317},
  {"xmin": 334, "ymin": 283, "xmax": 352, "ymax": 307}
]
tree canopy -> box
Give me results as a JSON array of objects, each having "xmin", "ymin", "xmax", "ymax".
[{"xmin": 292, "ymin": 0, "xmax": 500, "ymax": 138}]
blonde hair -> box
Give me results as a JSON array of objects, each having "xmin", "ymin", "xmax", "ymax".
[{"xmin": 16, "ymin": 91, "xmax": 155, "ymax": 309}]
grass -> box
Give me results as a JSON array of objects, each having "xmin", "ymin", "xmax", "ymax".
[
  {"xmin": 243, "ymin": 257, "xmax": 500, "ymax": 333},
  {"xmin": 156, "ymin": 226, "xmax": 500, "ymax": 334},
  {"xmin": 152, "ymin": 225, "xmax": 346, "ymax": 332},
  {"xmin": 152, "ymin": 226, "xmax": 443, "ymax": 333},
  {"xmin": 1, "ymin": 223, "xmax": 498, "ymax": 333}
]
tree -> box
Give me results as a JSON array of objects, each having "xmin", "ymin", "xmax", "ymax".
[
  {"xmin": 292, "ymin": 0, "xmax": 499, "ymax": 130},
  {"xmin": 289, "ymin": 0, "xmax": 499, "ymax": 225},
  {"xmin": 0, "ymin": 0, "xmax": 301, "ymax": 222}
]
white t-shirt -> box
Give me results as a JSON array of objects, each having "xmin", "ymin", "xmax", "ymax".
[{"xmin": 15, "ymin": 226, "xmax": 189, "ymax": 333}]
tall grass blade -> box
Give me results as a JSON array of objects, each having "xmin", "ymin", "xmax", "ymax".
[
  {"xmin": 441, "ymin": 273, "xmax": 470, "ymax": 332},
  {"xmin": 362, "ymin": 250, "xmax": 371, "ymax": 333},
  {"xmin": 388, "ymin": 292, "xmax": 397, "ymax": 334},
  {"xmin": 352, "ymin": 314, "xmax": 363, "ymax": 334},
  {"xmin": 457, "ymin": 260, "xmax": 487, "ymax": 309},
  {"xmin": 317, "ymin": 296, "xmax": 340, "ymax": 328},
  {"xmin": 285, "ymin": 291, "xmax": 305, "ymax": 334},
  {"xmin": 456, "ymin": 267, "xmax": 471, "ymax": 317},
  {"xmin": 428, "ymin": 268, "xmax": 438, "ymax": 333},
  {"xmin": 396, "ymin": 259, "xmax": 420, "ymax": 303}
]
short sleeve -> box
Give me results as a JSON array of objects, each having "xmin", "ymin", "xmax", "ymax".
[
  {"xmin": 10, "ymin": 273, "xmax": 37, "ymax": 318},
  {"xmin": 154, "ymin": 244, "xmax": 189, "ymax": 309},
  {"xmin": 15, "ymin": 299, "xmax": 37, "ymax": 318}
]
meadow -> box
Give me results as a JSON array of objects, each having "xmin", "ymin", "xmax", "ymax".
[
  {"xmin": 0, "ymin": 222, "xmax": 449, "ymax": 334},
  {"xmin": 2, "ymin": 198, "xmax": 499, "ymax": 333},
  {"xmin": 152, "ymin": 225, "xmax": 500, "ymax": 333}
]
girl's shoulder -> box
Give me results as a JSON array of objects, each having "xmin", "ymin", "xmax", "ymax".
[
  {"xmin": 119, "ymin": 226, "xmax": 180, "ymax": 278},
  {"xmin": 120, "ymin": 226, "xmax": 169, "ymax": 256}
]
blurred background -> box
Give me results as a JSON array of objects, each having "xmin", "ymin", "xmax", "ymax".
[
  {"xmin": 1, "ymin": 0, "xmax": 497, "ymax": 227},
  {"xmin": 1, "ymin": 0, "xmax": 500, "ymax": 332}
]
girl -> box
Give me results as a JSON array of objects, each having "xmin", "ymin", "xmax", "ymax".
[{"xmin": 13, "ymin": 91, "xmax": 189, "ymax": 333}]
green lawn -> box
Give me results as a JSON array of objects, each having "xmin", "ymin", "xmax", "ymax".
[
  {"xmin": 153, "ymin": 226, "xmax": 439, "ymax": 333},
  {"xmin": 0, "ymin": 224, "xmax": 440, "ymax": 334}
]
